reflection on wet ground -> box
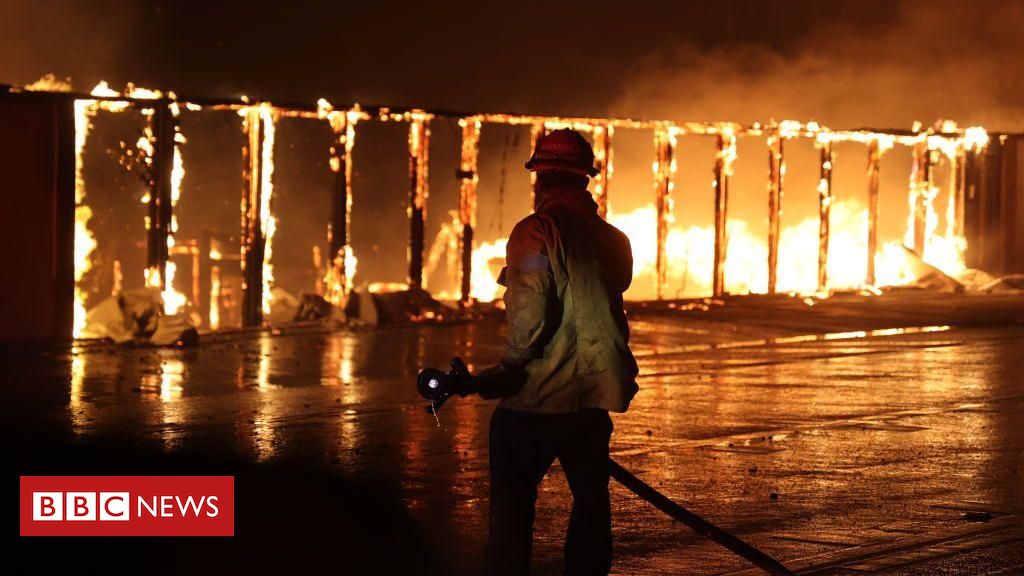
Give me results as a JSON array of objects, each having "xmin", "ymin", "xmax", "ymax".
[{"xmin": 6, "ymin": 316, "xmax": 1024, "ymax": 574}]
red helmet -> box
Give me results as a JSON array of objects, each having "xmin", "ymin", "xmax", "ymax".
[{"xmin": 525, "ymin": 128, "xmax": 598, "ymax": 177}]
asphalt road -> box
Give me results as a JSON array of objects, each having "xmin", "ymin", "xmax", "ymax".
[{"xmin": 5, "ymin": 308, "xmax": 1024, "ymax": 574}]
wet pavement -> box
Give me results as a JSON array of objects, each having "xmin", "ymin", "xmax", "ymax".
[{"xmin": 6, "ymin": 297, "xmax": 1024, "ymax": 574}]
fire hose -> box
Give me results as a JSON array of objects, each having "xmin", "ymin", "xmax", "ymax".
[
  {"xmin": 417, "ymin": 360, "xmax": 795, "ymax": 576},
  {"xmin": 607, "ymin": 460, "xmax": 793, "ymax": 576}
]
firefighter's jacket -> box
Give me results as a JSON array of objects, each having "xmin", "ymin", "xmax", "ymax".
[{"xmin": 495, "ymin": 185, "xmax": 638, "ymax": 414}]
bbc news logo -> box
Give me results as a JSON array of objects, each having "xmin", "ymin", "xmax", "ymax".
[
  {"xmin": 32, "ymin": 491, "xmax": 220, "ymax": 521},
  {"xmin": 20, "ymin": 476, "xmax": 233, "ymax": 536}
]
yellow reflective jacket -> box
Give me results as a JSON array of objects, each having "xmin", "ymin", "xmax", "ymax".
[{"xmin": 496, "ymin": 186, "xmax": 638, "ymax": 413}]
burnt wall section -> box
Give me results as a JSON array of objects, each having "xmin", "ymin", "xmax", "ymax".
[
  {"xmin": 965, "ymin": 136, "xmax": 1024, "ymax": 275},
  {"xmin": 1001, "ymin": 137, "xmax": 1024, "ymax": 274},
  {"xmin": 0, "ymin": 92, "xmax": 75, "ymax": 344}
]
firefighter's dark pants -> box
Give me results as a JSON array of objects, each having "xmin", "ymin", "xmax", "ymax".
[{"xmin": 483, "ymin": 407, "xmax": 613, "ymax": 576}]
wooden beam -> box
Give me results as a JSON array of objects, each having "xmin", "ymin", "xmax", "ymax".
[
  {"xmin": 910, "ymin": 140, "xmax": 931, "ymax": 256},
  {"xmin": 326, "ymin": 111, "xmax": 356, "ymax": 306},
  {"xmin": 817, "ymin": 140, "xmax": 834, "ymax": 292},
  {"xmin": 952, "ymin": 146, "xmax": 966, "ymax": 240},
  {"xmin": 653, "ymin": 126, "xmax": 676, "ymax": 300},
  {"xmin": 147, "ymin": 104, "xmax": 176, "ymax": 296},
  {"xmin": 407, "ymin": 116, "xmax": 431, "ymax": 289},
  {"xmin": 866, "ymin": 139, "xmax": 881, "ymax": 285},
  {"xmin": 767, "ymin": 130, "xmax": 784, "ymax": 294},
  {"xmin": 591, "ymin": 124, "xmax": 613, "ymax": 219},
  {"xmin": 241, "ymin": 108, "xmax": 265, "ymax": 328},
  {"xmin": 457, "ymin": 118, "xmax": 481, "ymax": 305},
  {"xmin": 713, "ymin": 131, "xmax": 734, "ymax": 297}
]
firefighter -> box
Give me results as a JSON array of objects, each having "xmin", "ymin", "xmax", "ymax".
[{"xmin": 464, "ymin": 128, "xmax": 638, "ymax": 575}]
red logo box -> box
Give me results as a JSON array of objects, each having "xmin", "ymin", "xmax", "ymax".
[{"xmin": 20, "ymin": 476, "xmax": 234, "ymax": 536}]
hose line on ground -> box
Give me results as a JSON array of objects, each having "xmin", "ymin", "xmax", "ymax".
[{"xmin": 609, "ymin": 459, "xmax": 794, "ymax": 576}]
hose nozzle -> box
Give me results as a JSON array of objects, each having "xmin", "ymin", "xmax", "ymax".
[{"xmin": 416, "ymin": 357, "xmax": 471, "ymax": 413}]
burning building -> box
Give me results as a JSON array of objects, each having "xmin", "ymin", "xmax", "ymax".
[{"xmin": 1, "ymin": 79, "xmax": 1023, "ymax": 345}]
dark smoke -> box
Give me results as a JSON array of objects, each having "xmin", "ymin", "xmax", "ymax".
[
  {"xmin": 0, "ymin": 1, "xmax": 143, "ymax": 89},
  {"xmin": 613, "ymin": 0, "xmax": 1024, "ymax": 130}
]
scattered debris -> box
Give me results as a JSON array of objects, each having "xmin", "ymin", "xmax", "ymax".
[
  {"xmin": 295, "ymin": 294, "xmax": 336, "ymax": 321},
  {"xmin": 266, "ymin": 287, "xmax": 301, "ymax": 325},
  {"xmin": 957, "ymin": 268, "xmax": 998, "ymax": 291},
  {"xmin": 344, "ymin": 285, "xmax": 450, "ymax": 325},
  {"xmin": 892, "ymin": 246, "xmax": 965, "ymax": 293},
  {"xmin": 81, "ymin": 288, "xmax": 198, "ymax": 346},
  {"xmin": 979, "ymin": 274, "xmax": 1024, "ymax": 294}
]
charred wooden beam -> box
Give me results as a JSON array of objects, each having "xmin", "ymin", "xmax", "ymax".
[
  {"xmin": 653, "ymin": 126, "xmax": 676, "ymax": 300},
  {"xmin": 241, "ymin": 108, "xmax": 266, "ymax": 328},
  {"xmin": 910, "ymin": 140, "xmax": 932, "ymax": 256},
  {"xmin": 407, "ymin": 116, "xmax": 431, "ymax": 289},
  {"xmin": 923, "ymin": 143, "xmax": 937, "ymax": 253},
  {"xmin": 866, "ymin": 139, "xmax": 882, "ymax": 285},
  {"xmin": 952, "ymin": 147, "xmax": 966, "ymax": 240},
  {"xmin": 21, "ymin": 83, "xmax": 1018, "ymax": 143},
  {"xmin": 457, "ymin": 117, "xmax": 481, "ymax": 305},
  {"xmin": 326, "ymin": 111, "xmax": 356, "ymax": 306},
  {"xmin": 591, "ymin": 124, "xmax": 613, "ymax": 219},
  {"xmin": 817, "ymin": 140, "xmax": 834, "ymax": 292},
  {"xmin": 713, "ymin": 131, "xmax": 735, "ymax": 297},
  {"xmin": 199, "ymin": 230, "xmax": 212, "ymax": 328},
  {"xmin": 147, "ymin": 104, "xmax": 176, "ymax": 293},
  {"xmin": 767, "ymin": 130, "xmax": 785, "ymax": 294}
]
